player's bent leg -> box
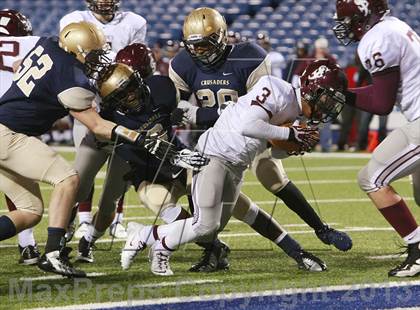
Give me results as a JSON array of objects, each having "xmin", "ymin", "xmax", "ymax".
[
  {"xmin": 358, "ymin": 121, "xmax": 420, "ymax": 277},
  {"xmin": 73, "ymin": 133, "xmax": 109, "ymax": 238}
]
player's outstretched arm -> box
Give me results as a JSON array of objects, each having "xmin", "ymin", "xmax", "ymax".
[
  {"xmin": 70, "ymin": 108, "xmax": 143, "ymax": 145},
  {"xmin": 347, "ymin": 67, "xmax": 400, "ymax": 115}
]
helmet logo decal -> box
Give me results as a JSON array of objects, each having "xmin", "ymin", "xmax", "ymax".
[
  {"xmin": 354, "ymin": 0, "xmax": 370, "ymax": 16},
  {"xmin": 308, "ymin": 65, "xmax": 330, "ymax": 80},
  {"xmin": 0, "ymin": 17, "xmax": 11, "ymax": 35}
]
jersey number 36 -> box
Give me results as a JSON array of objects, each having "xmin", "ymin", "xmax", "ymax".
[{"xmin": 13, "ymin": 45, "xmax": 53, "ymax": 97}]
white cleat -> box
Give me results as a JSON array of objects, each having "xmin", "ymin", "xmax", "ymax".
[
  {"xmin": 121, "ymin": 222, "xmax": 146, "ymax": 270},
  {"xmin": 74, "ymin": 222, "xmax": 91, "ymax": 240},
  {"xmin": 149, "ymin": 241, "xmax": 174, "ymax": 276},
  {"xmin": 110, "ymin": 222, "xmax": 128, "ymax": 239}
]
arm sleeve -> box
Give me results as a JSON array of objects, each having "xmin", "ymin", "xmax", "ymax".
[
  {"xmin": 239, "ymin": 105, "xmax": 290, "ymax": 140},
  {"xmin": 348, "ymin": 67, "xmax": 400, "ymax": 115}
]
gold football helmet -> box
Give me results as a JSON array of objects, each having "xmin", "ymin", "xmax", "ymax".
[
  {"xmin": 59, "ymin": 21, "xmax": 110, "ymax": 78},
  {"xmin": 98, "ymin": 63, "xmax": 150, "ymax": 113},
  {"xmin": 183, "ymin": 7, "xmax": 228, "ymax": 67}
]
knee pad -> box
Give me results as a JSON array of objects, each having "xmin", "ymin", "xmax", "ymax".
[
  {"xmin": 192, "ymin": 220, "xmax": 220, "ymax": 237},
  {"xmin": 357, "ymin": 165, "xmax": 380, "ymax": 193},
  {"xmin": 254, "ymin": 157, "xmax": 289, "ymax": 193},
  {"xmin": 138, "ymin": 181, "xmax": 184, "ymax": 216},
  {"xmin": 13, "ymin": 193, "xmax": 44, "ymax": 217}
]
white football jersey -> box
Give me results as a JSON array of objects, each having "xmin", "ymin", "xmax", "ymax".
[
  {"xmin": 267, "ymin": 51, "xmax": 285, "ymax": 79},
  {"xmin": 0, "ymin": 35, "xmax": 40, "ymax": 97},
  {"xmin": 59, "ymin": 10, "xmax": 147, "ymax": 53},
  {"xmin": 358, "ymin": 16, "xmax": 420, "ymax": 122},
  {"xmin": 197, "ymin": 75, "xmax": 301, "ymax": 165}
]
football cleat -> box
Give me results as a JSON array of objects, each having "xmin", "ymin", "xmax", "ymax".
[
  {"xmin": 38, "ymin": 247, "xmax": 86, "ymax": 278},
  {"xmin": 388, "ymin": 242, "xmax": 420, "ymax": 277},
  {"xmin": 18, "ymin": 244, "xmax": 40, "ymax": 265},
  {"xmin": 75, "ymin": 222, "xmax": 91, "ymax": 240},
  {"xmin": 189, "ymin": 240, "xmax": 230, "ymax": 272},
  {"xmin": 110, "ymin": 222, "xmax": 128, "ymax": 239},
  {"xmin": 149, "ymin": 241, "xmax": 173, "ymax": 276},
  {"xmin": 76, "ymin": 236, "xmax": 94, "ymax": 263},
  {"xmin": 316, "ymin": 225, "xmax": 353, "ymax": 251},
  {"xmin": 121, "ymin": 222, "xmax": 146, "ymax": 270},
  {"xmin": 295, "ymin": 250, "xmax": 328, "ymax": 272}
]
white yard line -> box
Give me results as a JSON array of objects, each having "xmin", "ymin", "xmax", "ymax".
[
  {"xmin": 132, "ymin": 279, "xmax": 222, "ymax": 288},
  {"xmin": 367, "ymin": 254, "xmax": 408, "ymax": 260},
  {"xmin": 28, "ymin": 280, "xmax": 420, "ymax": 310},
  {"xmin": 20, "ymin": 272, "xmax": 106, "ymax": 282}
]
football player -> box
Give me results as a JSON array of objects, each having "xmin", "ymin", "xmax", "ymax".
[
  {"xmin": 0, "ymin": 21, "xmax": 153, "ymax": 277},
  {"xmin": 0, "ymin": 9, "xmax": 41, "ymax": 265},
  {"xmin": 334, "ymin": 0, "xmax": 420, "ymax": 277},
  {"xmin": 169, "ymin": 7, "xmax": 352, "ymax": 271},
  {"xmin": 60, "ymin": 0, "xmax": 147, "ymax": 239},
  {"xmin": 121, "ymin": 60, "xmax": 349, "ymax": 275}
]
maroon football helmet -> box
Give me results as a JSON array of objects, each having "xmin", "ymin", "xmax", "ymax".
[
  {"xmin": 115, "ymin": 43, "xmax": 156, "ymax": 78},
  {"xmin": 86, "ymin": 0, "xmax": 120, "ymax": 15},
  {"xmin": 300, "ymin": 60, "xmax": 348, "ymax": 124},
  {"xmin": 0, "ymin": 9, "xmax": 32, "ymax": 36},
  {"xmin": 333, "ymin": 0, "xmax": 389, "ymax": 45}
]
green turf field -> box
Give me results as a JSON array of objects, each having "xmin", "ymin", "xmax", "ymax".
[{"xmin": 0, "ymin": 151, "xmax": 419, "ymax": 309}]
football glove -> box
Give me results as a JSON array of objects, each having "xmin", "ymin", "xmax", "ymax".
[
  {"xmin": 287, "ymin": 125, "xmax": 320, "ymax": 152},
  {"xmin": 171, "ymin": 149, "xmax": 209, "ymax": 171},
  {"xmin": 178, "ymin": 100, "xmax": 199, "ymax": 125}
]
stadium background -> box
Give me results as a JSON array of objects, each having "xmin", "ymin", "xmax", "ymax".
[{"xmin": 3, "ymin": 0, "xmax": 420, "ymax": 68}]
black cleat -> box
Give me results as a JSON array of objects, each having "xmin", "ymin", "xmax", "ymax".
[
  {"xmin": 389, "ymin": 242, "xmax": 420, "ymax": 277},
  {"xmin": 18, "ymin": 244, "xmax": 40, "ymax": 265},
  {"xmin": 189, "ymin": 241, "xmax": 230, "ymax": 272},
  {"xmin": 38, "ymin": 247, "xmax": 86, "ymax": 278},
  {"xmin": 76, "ymin": 237, "xmax": 94, "ymax": 263},
  {"xmin": 316, "ymin": 225, "xmax": 353, "ymax": 251},
  {"xmin": 295, "ymin": 250, "xmax": 328, "ymax": 272}
]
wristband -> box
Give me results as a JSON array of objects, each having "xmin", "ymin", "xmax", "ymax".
[{"xmin": 111, "ymin": 125, "xmax": 140, "ymax": 143}]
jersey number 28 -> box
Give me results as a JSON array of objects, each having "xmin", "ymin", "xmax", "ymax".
[{"xmin": 13, "ymin": 45, "xmax": 53, "ymax": 97}]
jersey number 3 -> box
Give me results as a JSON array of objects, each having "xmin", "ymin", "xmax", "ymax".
[{"xmin": 13, "ymin": 45, "xmax": 53, "ymax": 97}]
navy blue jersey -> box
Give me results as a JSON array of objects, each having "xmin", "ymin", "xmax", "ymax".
[
  {"xmin": 0, "ymin": 37, "xmax": 95, "ymax": 136},
  {"xmin": 101, "ymin": 75, "xmax": 186, "ymax": 188},
  {"xmin": 169, "ymin": 42, "xmax": 270, "ymax": 127}
]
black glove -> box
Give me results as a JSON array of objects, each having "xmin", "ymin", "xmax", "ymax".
[
  {"xmin": 288, "ymin": 125, "xmax": 320, "ymax": 152},
  {"xmin": 170, "ymin": 108, "xmax": 186, "ymax": 126}
]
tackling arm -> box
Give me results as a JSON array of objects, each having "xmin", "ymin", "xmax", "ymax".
[{"xmin": 347, "ymin": 67, "xmax": 400, "ymax": 115}]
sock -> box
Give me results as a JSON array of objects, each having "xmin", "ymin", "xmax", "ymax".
[
  {"xmin": 274, "ymin": 232, "xmax": 302, "ymax": 259},
  {"xmin": 5, "ymin": 195, "xmax": 17, "ymax": 211},
  {"xmin": 250, "ymin": 209, "xmax": 286, "ymax": 241},
  {"xmin": 196, "ymin": 238, "xmax": 221, "ymax": 250},
  {"xmin": 404, "ymin": 227, "xmax": 420, "ymax": 244},
  {"xmin": 160, "ymin": 205, "xmax": 190, "ymax": 223},
  {"xmin": 112, "ymin": 212, "xmax": 123, "ymax": 225},
  {"xmin": 45, "ymin": 227, "xmax": 66, "ymax": 253},
  {"xmin": 156, "ymin": 217, "xmax": 197, "ymax": 250},
  {"xmin": 241, "ymin": 202, "xmax": 259, "ymax": 226},
  {"xmin": 379, "ymin": 199, "xmax": 418, "ymax": 239},
  {"xmin": 139, "ymin": 225, "xmax": 159, "ymax": 246},
  {"xmin": 275, "ymin": 182, "xmax": 324, "ymax": 231},
  {"xmin": 77, "ymin": 186, "xmax": 94, "ymax": 214},
  {"xmin": 18, "ymin": 228, "xmax": 36, "ymax": 247},
  {"xmin": 84, "ymin": 225, "xmax": 105, "ymax": 243},
  {"xmin": 0, "ymin": 216, "xmax": 17, "ymax": 241},
  {"xmin": 112, "ymin": 196, "xmax": 125, "ymax": 225},
  {"xmin": 78, "ymin": 211, "xmax": 92, "ymax": 225}
]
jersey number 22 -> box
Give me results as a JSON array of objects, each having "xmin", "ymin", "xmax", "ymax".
[{"xmin": 13, "ymin": 45, "xmax": 53, "ymax": 97}]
